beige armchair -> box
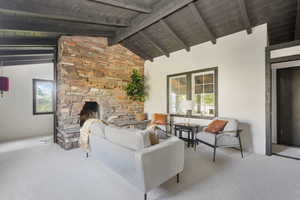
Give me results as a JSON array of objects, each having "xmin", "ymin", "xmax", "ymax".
[{"xmin": 196, "ymin": 117, "xmax": 243, "ymax": 162}]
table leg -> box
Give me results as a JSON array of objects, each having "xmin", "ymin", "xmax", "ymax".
[
  {"xmin": 187, "ymin": 131, "xmax": 190, "ymax": 148},
  {"xmin": 193, "ymin": 131, "xmax": 196, "ymax": 151}
]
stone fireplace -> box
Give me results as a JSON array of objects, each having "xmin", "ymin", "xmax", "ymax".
[{"xmin": 56, "ymin": 36, "xmax": 145, "ymax": 150}]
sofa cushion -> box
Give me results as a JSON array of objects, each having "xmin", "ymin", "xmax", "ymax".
[
  {"xmin": 205, "ymin": 120, "xmax": 228, "ymax": 133},
  {"xmin": 105, "ymin": 126, "xmax": 151, "ymax": 150},
  {"xmin": 196, "ymin": 132, "xmax": 240, "ymax": 147}
]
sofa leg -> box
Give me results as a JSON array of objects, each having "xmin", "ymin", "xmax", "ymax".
[
  {"xmin": 238, "ymin": 135, "xmax": 244, "ymax": 159},
  {"xmin": 177, "ymin": 173, "xmax": 180, "ymax": 183},
  {"xmin": 144, "ymin": 193, "xmax": 147, "ymax": 200},
  {"xmin": 213, "ymin": 135, "xmax": 217, "ymax": 162},
  {"xmin": 213, "ymin": 147, "xmax": 216, "ymax": 162}
]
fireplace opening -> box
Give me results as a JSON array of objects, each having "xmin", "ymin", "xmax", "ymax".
[{"xmin": 79, "ymin": 101, "xmax": 99, "ymax": 127}]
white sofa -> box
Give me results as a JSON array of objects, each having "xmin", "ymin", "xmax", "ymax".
[{"xmin": 88, "ymin": 124, "xmax": 185, "ymax": 200}]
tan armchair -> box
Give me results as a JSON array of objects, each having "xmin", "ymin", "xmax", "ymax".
[
  {"xmin": 149, "ymin": 113, "xmax": 170, "ymax": 134},
  {"xmin": 196, "ymin": 117, "xmax": 243, "ymax": 162}
]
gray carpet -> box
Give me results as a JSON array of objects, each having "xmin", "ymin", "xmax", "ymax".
[{"xmin": 1, "ymin": 143, "xmax": 300, "ymax": 200}]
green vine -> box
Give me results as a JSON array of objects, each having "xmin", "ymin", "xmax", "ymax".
[{"xmin": 125, "ymin": 69, "xmax": 146, "ymax": 102}]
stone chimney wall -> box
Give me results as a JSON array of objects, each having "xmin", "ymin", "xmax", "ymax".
[{"xmin": 57, "ymin": 36, "xmax": 145, "ymax": 132}]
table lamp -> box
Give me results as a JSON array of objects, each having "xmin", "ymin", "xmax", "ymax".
[{"xmin": 180, "ymin": 100, "xmax": 193, "ymax": 124}]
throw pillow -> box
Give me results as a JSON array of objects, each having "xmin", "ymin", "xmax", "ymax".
[
  {"xmin": 205, "ymin": 120, "xmax": 228, "ymax": 134},
  {"xmin": 149, "ymin": 132, "xmax": 159, "ymax": 145}
]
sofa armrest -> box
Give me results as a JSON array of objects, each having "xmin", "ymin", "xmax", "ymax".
[{"xmin": 134, "ymin": 136, "xmax": 184, "ymax": 193}]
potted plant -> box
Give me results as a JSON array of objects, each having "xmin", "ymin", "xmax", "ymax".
[{"xmin": 125, "ymin": 69, "xmax": 146, "ymax": 121}]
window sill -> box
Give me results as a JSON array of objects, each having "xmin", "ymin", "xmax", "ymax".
[
  {"xmin": 33, "ymin": 112, "xmax": 54, "ymax": 115},
  {"xmin": 170, "ymin": 114, "xmax": 215, "ymax": 120}
]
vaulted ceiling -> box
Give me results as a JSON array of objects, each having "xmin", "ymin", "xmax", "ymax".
[{"xmin": 0, "ymin": 0, "xmax": 298, "ymax": 62}]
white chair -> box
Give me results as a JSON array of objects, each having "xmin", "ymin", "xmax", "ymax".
[{"xmin": 196, "ymin": 117, "xmax": 243, "ymax": 162}]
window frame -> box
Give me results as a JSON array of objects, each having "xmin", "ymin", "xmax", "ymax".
[
  {"xmin": 167, "ymin": 67, "xmax": 218, "ymax": 119},
  {"xmin": 33, "ymin": 79, "xmax": 55, "ymax": 115}
]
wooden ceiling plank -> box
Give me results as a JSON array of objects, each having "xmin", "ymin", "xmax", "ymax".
[
  {"xmin": 188, "ymin": 3, "xmax": 216, "ymax": 44},
  {"xmin": 89, "ymin": 0, "xmax": 152, "ymax": 13},
  {"xmin": 159, "ymin": 20, "xmax": 190, "ymax": 52},
  {"xmin": 237, "ymin": 0, "xmax": 252, "ymax": 34},
  {"xmin": 130, "ymin": 42, "xmax": 153, "ymax": 62},
  {"xmin": 0, "ymin": 7, "xmax": 128, "ymax": 27},
  {"xmin": 109, "ymin": 0, "xmax": 195, "ymax": 45},
  {"xmin": 138, "ymin": 32, "xmax": 170, "ymax": 57},
  {"xmin": 295, "ymin": 0, "xmax": 300, "ymax": 40}
]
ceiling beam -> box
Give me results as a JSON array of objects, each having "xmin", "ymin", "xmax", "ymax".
[
  {"xmin": 0, "ymin": 59, "xmax": 53, "ymax": 67},
  {"xmin": 0, "ymin": 46, "xmax": 55, "ymax": 50},
  {"xmin": 109, "ymin": 0, "xmax": 195, "ymax": 45},
  {"xmin": 237, "ymin": 0, "xmax": 252, "ymax": 34},
  {"xmin": 0, "ymin": 15, "xmax": 115, "ymax": 37},
  {"xmin": 295, "ymin": 0, "xmax": 300, "ymax": 40},
  {"xmin": 0, "ymin": 49, "xmax": 55, "ymax": 56},
  {"xmin": 188, "ymin": 3, "xmax": 216, "ymax": 44},
  {"xmin": 138, "ymin": 32, "xmax": 169, "ymax": 57},
  {"xmin": 0, "ymin": 54, "xmax": 54, "ymax": 61},
  {"xmin": 89, "ymin": 0, "xmax": 152, "ymax": 13},
  {"xmin": 0, "ymin": 1, "xmax": 129, "ymax": 27},
  {"xmin": 0, "ymin": 38, "xmax": 57, "ymax": 46},
  {"xmin": 159, "ymin": 20, "xmax": 190, "ymax": 52}
]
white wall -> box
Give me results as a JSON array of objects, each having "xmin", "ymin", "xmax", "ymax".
[
  {"xmin": 0, "ymin": 63, "xmax": 54, "ymax": 142},
  {"xmin": 145, "ymin": 24, "xmax": 267, "ymax": 154}
]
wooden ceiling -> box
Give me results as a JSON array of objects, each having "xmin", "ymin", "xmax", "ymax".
[{"xmin": 0, "ymin": 0, "xmax": 298, "ymax": 62}]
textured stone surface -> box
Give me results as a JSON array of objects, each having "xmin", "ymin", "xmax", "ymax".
[{"xmin": 57, "ymin": 36, "xmax": 145, "ymax": 149}]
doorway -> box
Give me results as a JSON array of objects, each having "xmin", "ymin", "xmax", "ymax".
[{"xmin": 272, "ymin": 61, "xmax": 300, "ymax": 159}]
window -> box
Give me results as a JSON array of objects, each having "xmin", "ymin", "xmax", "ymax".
[
  {"xmin": 168, "ymin": 75, "xmax": 188, "ymax": 115},
  {"xmin": 33, "ymin": 79, "xmax": 55, "ymax": 115},
  {"xmin": 167, "ymin": 67, "xmax": 218, "ymax": 118}
]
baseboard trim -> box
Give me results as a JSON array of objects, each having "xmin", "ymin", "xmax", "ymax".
[{"xmin": 0, "ymin": 136, "xmax": 53, "ymax": 154}]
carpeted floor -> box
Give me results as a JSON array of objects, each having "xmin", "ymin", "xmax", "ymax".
[{"xmin": 1, "ymin": 143, "xmax": 300, "ymax": 200}]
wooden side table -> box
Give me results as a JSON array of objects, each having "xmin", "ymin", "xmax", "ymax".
[{"xmin": 174, "ymin": 123, "xmax": 200, "ymax": 148}]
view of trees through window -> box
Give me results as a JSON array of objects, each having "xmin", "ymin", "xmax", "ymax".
[
  {"xmin": 168, "ymin": 68, "xmax": 217, "ymax": 118},
  {"xmin": 192, "ymin": 71, "xmax": 215, "ymax": 117},
  {"xmin": 169, "ymin": 75, "xmax": 187, "ymax": 115},
  {"xmin": 33, "ymin": 79, "xmax": 54, "ymax": 114}
]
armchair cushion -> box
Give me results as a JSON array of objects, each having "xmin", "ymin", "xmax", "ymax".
[
  {"xmin": 196, "ymin": 132, "xmax": 240, "ymax": 147},
  {"xmin": 205, "ymin": 120, "xmax": 228, "ymax": 133}
]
